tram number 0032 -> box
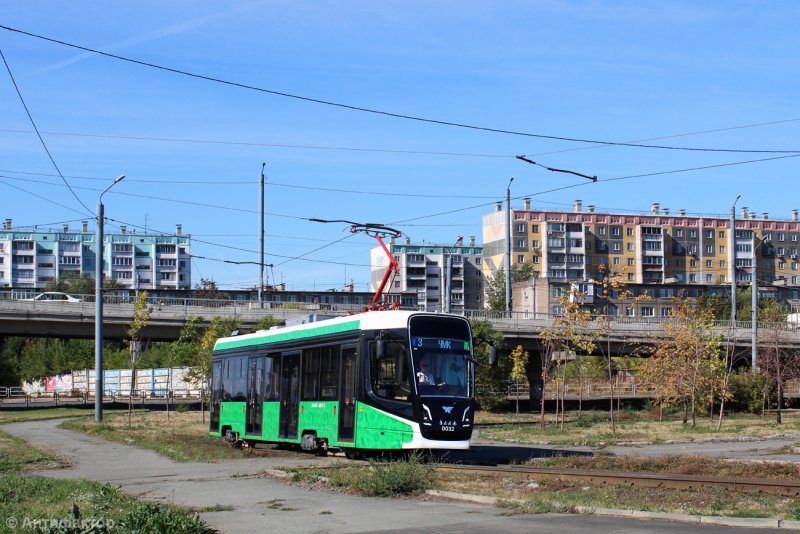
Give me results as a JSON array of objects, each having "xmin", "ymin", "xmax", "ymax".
[{"xmin": 441, "ymin": 426, "xmax": 456, "ymax": 432}]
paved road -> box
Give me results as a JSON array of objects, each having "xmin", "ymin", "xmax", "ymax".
[{"xmin": 1, "ymin": 419, "xmax": 790, "ymax": 533}]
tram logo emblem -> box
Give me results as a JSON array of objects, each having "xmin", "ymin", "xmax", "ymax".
[{"xmin": 442, "ymin": 406, "xmax": 453, "ymax": 414}]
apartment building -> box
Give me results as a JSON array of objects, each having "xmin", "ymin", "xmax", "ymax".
[
  {"xmin": 485, "ymin": 200, "xmax": 800, "ymax": 311},
  {"xmin": 370, "ymin": 237, "xmax": 483, "ymax": 311},
  {"xmin": 0, "ymin": 219, "xmax": 191, "ymax": 290}
]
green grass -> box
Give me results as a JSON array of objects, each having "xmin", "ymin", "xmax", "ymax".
[
  {"xmin": 0, "ymin": 407, "xmax": 96, "ymax": 425},
  {"xmin": 290, "ymin": 455, "xmax": 435, "ymax": 497},
  {"xmin": 0, "ymin": 476, "xmax": 210, "ymax": 533},
  {"xmin": 0, "ymin": 429, "xmax": 65, "ymax": 472},
  {"xmin": 60, "ymin": 411, "xmax": 246, "ymax": 463}
]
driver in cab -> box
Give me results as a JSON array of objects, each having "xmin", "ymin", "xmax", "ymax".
[{"xmin": 416, "ymin": 360, "xmax": 435, "ymax": 384}]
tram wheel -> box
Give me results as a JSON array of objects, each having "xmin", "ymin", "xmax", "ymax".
[{"xmin": 343, "ymin": 448, "xmax": 362, "ymax": 460}]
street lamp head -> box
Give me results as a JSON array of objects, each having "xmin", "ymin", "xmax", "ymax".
[
  {"xmin": 114, "ymin": 175, "xmax": 125, "ymax": 184},
  {"xmin": 733, "ymin": 194, "xmax": 741, "ymax": 207}
]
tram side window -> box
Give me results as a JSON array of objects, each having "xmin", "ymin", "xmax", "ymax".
[
  {"xmin": 264, "ymin": 355, "xmax": 279, "ymax": 401},
  {"xmin": 369, "ymin": 341, "xmax": 411, "ymax": 401},
  {"xmin": 302, "ymin": 348, "xmax": 321, "ymax": 400},
  {"xmin": 319, "ymin": 346, "xmax": 338, "ymax": 400},
  {"xmin": 222, "ymin": 356, "xmax": 247, "ymax": 402}
]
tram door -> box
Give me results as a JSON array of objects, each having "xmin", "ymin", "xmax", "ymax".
[
  {"xmin": 279, "ymin": 352, "xmax": 301, "ymax": 439},
  {"xmin": 245, "ymin": 356, "xmax": 264, "ymax": 436},
  {"xmin": 338, "ymin": 346, "xmax": 357, "ymax": 442},
  {"xmin": 210, "ymin": 360, "xmax": 223, "ymax": 433}
]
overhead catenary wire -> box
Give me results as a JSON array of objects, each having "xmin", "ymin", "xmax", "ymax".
[
  {"xmin": 0, "ymin": 49, "xmax": 92, "ymax": 216},
  {"xmin": 2, "ymin": 24, "xmax": 800, "ymax": 155}
]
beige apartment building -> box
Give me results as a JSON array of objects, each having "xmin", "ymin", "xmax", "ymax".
[{"xmin": 485, "ymin": 200, "xmax": 800, "ymax": 315}]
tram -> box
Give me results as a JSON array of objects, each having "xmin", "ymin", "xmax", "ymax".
[{"xmin": 209, "ymin": 310, "xmax": 487, "ymax": 456}]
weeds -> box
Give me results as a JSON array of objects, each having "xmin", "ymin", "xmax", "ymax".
[{"xmin": 326, "ymin": 454, "xmax": 434, "ymax": 497}]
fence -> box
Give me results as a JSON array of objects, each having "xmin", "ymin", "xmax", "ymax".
[{"xmin": 0, "ymin": 387, "xmax": 206, "ymax": 408}]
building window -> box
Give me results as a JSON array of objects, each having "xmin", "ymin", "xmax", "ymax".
[
  {"xmin": 625, "ymin": 306, "xmax": 635, "ymax": 317},
  {"xmin": 627, "ymin": 273, "xmax": 634, "ymax": 281},
  {"xmin": 706, "ymin": 273, "xmax": 713, "ymax": 283},
  {"xmin": 611, "ymin": 226, "xmax": 621, "ymax": 236},
  {"xmin": 532, "ymin": 240, "xmax": 539, "ymax": 249},
  {"xmin": 719, "ymin": 245, "xmax": 725, "ymax": 254},
  {"xmin": 627, "ymin": 228, "xmax": 633, "ymax": 236},
  {"xmin": 516, "ymin": 239, "xmax": 526, "ymax": 248},
  {"xmin": 516, "ymin": 224, "xmax": 526, "ymax": 232},
  {"xmin": 532, "ymin": 225, "xmax": 539, "ymax": 233},
  {"xmin": 661, "ymin": 307, "xmax": 672, "ymax": 317},
  {"xmin": 674, "ymin": 229, "xmax": 684, "ymax": 238},
  {"xmin": 706, "ymin": 260, "xmax": 712, "ymax": 269},
  {"xmin": 627, "ymin": 243, "xmax": 634, "ymax": 251},
  {"xmin": 719, "ymin": 231, "xmax": 725, "ymax": 239},
  {"xmin": 779, "ymin": 262, "xmax": 785, "ymax": 270},
  {"xmin": 533, "ymin": 256, "xmax": 540, "ymax": 264},
  {"xmin": 627, "ymin": 258, "xmax": 635, "ymax": 266},
  {"xmin": 613, "ymin": 257, "xmax": 620, "ymax": 265},
  {"xmin": 688, "ymin": 229, "xmax": 697, "ymax": 239},
  {"xmin": 719, "ymin": 260, "xmax": 725, "ymax": 268},
  {"xmin": 705, "ymin": 230, "xmax": 713, "ymax": 239},
  {"xmin": 598, "ymin": 226, "xmax": 606, "ymax": 236},
  {"xmin": 641, "ymin": 306, "xmax": 654, "ymax": 317},
  {"xmin": 779, "ymin": 233, "xmax": 785, "ymax": 242},
  {"xmin": 612, "ymin": 242, "xmax": 621, "ymax": 251},
  {"xmin": 517, "ymin": 255, "xmax": 525, "ymax": 264},
  {"xmin": 705, "ymin": 245, "xmax": 713, "ymax": 254}
]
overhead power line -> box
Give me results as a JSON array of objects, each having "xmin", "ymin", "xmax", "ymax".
[
  {"xmin": 3, "ymin": 24, "xmax": 800, "ymax": 154},
  {"xmin": 0, "ymin": 49, "xmax": 92, "ymax": 216}
]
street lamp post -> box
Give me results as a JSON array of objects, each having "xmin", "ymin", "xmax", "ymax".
[{"xmin": 95, "ymin": 174, "xmax": 125, "ymax": 422}]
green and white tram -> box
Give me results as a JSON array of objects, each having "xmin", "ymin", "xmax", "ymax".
[{"xmin": 209, "ymin": 310, "xmax": 480, "ymax": 456}]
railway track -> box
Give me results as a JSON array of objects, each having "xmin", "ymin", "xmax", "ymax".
[{"xmin": 436, "ymin": 464, "xmax": 800, "ymax": 497}]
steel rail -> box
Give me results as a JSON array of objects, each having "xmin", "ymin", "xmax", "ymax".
[{"xmin": 436, "ymin": 464, "xmax": 800, "ymax": 496}]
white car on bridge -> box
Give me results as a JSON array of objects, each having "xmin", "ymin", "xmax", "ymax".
[{"xmin": 27, "ymin": 292, "xmax": 82, "ymax": 303}]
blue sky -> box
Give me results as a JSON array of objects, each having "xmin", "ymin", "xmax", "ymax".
[{"xmin": 1, "ymin": 1, "xmax": 798, "ymax": 292}]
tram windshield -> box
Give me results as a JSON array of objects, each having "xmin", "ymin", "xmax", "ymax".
[{"xmin": 410, "ymin": 336, "xmax": 471, "ymax": 397}]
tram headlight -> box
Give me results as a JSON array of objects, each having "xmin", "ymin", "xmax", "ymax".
[
  {"xmin": 462, "ymin": 406, "xmax": 471, "ymax": 425},
  {"xmin": 421, "ymin": 404, "xmax": 433, "ymax": 426}
]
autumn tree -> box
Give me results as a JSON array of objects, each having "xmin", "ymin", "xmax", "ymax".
[
  {"xmin": 593, "ymin": 264, "xmax": 647, "ymax": 432},
  {"xmin": 183, "ymin": 316, "xmax": 240, "ymax": 391},
  {"xmin": 509, "ymin": 345, "xmax": 529, "ymax": 414},
  {"xmin": 758, "ymin": 300, "xmax": 797, "ymax": 424},
  {"xmin": 539, "ymin": 287, "xmax": 596, "ymax": 430},
  {"xmin": 127, "ymin": 291, "xmax": 153, "ymax": 424},
  {"xmin": 638, "ymin": 297, "xmax": 725, "ymax": 426}
]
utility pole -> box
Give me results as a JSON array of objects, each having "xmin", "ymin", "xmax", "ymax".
[
  {"xmin": 505, "ymin": 177, "xmax": 514, "ymax": 316},
  {"xmin": 259, "ymin": 162, "xmax": 266, "ymax": 308},
  {"xmin": 730, "ymin": 195, "xmax": 741, "ymax": 324},
  {"xmin": 752, "ymin": 247, "xmax": 758, "ymax": 370}
]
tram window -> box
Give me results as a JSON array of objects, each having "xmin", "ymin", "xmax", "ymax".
[
  {"xmin": 369, "ymin": 341, "xmax": 411, "ymax": 401},
  {"xmin": 222, "ymin": 356, "xmax": 247, "ymax": 402},
  {"xmin": 264, "ymin": 355, "xmax": 279, "ymax": 401},
  {"xmin": 302, "ymin": 348, "xmax": 321, "ymax": 400},
  {"xmin": 320, "ymin": 346, "xmax": 338, "ymax": 400}
]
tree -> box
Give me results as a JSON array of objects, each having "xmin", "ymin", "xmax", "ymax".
[
  {"xmin": 44, "ymin": 272, "xmax": 122, "ymax": 296},
  {"xmin": 254, "ymin": 315, "xmax": 281, "ymax": 331},
  {"xmin": 539, "ymin": 288, "xmax": 596, "ymax": 430},
  {"xmin": 470, "ymin": 320, "xmax": 508, "ymax": 410},
  {"xmin": 485, "ymin": 262, "xmax": 535, "ymax": 311},
  {"xmin": 193, "ymin": 278, "xmax": 226, "ymax": 301},
  {"xmin": 127, "ymin": 291, "xmax": 153, "ymax": 424},
  {"xmin": 593, "ymin": 264, "xmax": 647, "ymax": 433},
  {"xmin": 509, "ymin": 345, "xmax": 529, "ymax": 414},
  {"xmin": 183, "ymin": 316, "xmax": 240, "ymax": 391},
  {"xmin": 638, "ymin": 298, "xmax": 725, "ymax": 426},
  {"xmin": 759, "ymin": 300, "xmax": 797, "ymax": 424}
]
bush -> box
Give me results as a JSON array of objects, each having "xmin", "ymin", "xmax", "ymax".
[
  {"xmin": 331, "ymin": 455, "xmax": 434, "ymax": 497},
  {"xmin": 728, "ymin": 369, "xmax": 767, "ymax": 414},
  {"xmin": 120, "ymin": 503, "xmax": 209, "ymax": 533}
]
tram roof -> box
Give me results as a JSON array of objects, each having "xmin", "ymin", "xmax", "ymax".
[{"xmin": 213, "ymin": 310, "xmax": 464, "ymax": 352}]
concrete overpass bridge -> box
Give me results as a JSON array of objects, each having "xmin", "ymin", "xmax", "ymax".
[{"xmin": 1, "ymin": 296, "xmax": 799, "ymax": 355}]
